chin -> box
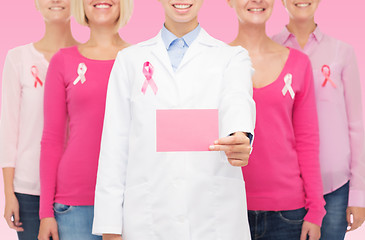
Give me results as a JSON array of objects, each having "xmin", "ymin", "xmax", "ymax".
[{"xmin": 291, "ymin": 14, "xmax": 313, "ymax": 22}]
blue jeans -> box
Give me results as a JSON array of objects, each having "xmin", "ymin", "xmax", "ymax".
[
  {"xmin": 54, "ymin": 203, "xmax": 101, "ymax": 240},
  {"xmin": 248, "ymin": 208, "xmax": 306, "ymax": 240},
  {"xmin": 320, "ymin": 181, "xmax": 349, "ymax": 240},
  {"xmin": 15, "ymin": 192, "xmax": 40, "ymax": 240}
]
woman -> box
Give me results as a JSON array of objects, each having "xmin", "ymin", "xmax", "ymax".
[
  {"xmin": 0, "ymin": 0, "xmax": 77, "ymax": 239},
  {"xmin": 227, "ymin": 0, "xmax": 326, "ymax": 239},
  {"xmin": 37, "ymin": 0, "xmax": 133, "ymax": 239},
  {"xmin": 92, "ymin": 0, "xmax": 256, "ymax": 239},
  {"xmin": 272, "ymin": 1, "xmax": 365, "ymax": 239}
]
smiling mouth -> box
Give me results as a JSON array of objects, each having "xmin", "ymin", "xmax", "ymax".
[
  {"xmin": 248, "ymin": 8, "xmax": 265, "ymax": 12},
  {"xmin": 295, "ymin": 3, "xmax": 311, "ymax": 7},
  {"xmin": 49, "ymin": 6, "xmax": 65, "ymax": 10},
  {"xmin": 173, "ymin": 4, "xmax": 192, "ymax": 10},
  {"xmin": 94, "ymin": 3, "xmax": 112, "ymax": 9}
]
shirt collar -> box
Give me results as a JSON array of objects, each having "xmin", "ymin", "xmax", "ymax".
[
  {"xmin": 311, "ymin": 26, "xmax": 324, "ymax": 42},
  {"xmin": 161, "ymin": 24, "xmax": 201, "ymax": 49},
  {"xmin": 276, "ymin": 24, "xmax": 324, "ymax": 44},
  {"xmin": 275, "ymin": 26, "xmax": 295, "ymax": 45}
]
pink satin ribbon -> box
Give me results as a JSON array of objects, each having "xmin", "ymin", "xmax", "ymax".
[
  {"xmin": 141, "ymin": 62, "xmax": 158, "ymax": 95},
  {"xmin": 73, "ymin": 63, "xmax": 87, "ymax": 85},
  {"xmin": 31, "ymin": 65, "xmax": 43, "ymax": 88},
  {"xmin": 321, "ymin": 65, "xmax": 336, "ymax": 88},
  {"xmin": 282, "ymin": 73, "xmax": 295, "ymax": 99}
]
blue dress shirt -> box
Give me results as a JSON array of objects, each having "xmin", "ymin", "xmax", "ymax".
[{"xmin": 161, "ymin": 24, "xmax": 201, "ymax": 71}]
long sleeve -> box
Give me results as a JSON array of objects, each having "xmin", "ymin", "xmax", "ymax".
[
  {"xmin": 0, "ymin": 51, "xmax": 21, "ymax": 168},
  {"xmin": 293, "ymin": 58, "xmax": 326, "ymax": 226},
  {"xmin": 342, "ymin": 46, "xmax": 365, "ymax": 207},
  {"xmin": 39, "ymin": 51, "xmax": 68, "ymax": 219},
  {"xmin": 219, "ymin": 47, "xmax": 255, "ymax": 138},
  {"xmin": 92, "ymin": 52, "xmax": 131, "ymax": 235}
]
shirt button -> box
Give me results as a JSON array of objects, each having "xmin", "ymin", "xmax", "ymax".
[{"xmin": 178, "ymin": 39, "xmax": 185, "ymax": 48}]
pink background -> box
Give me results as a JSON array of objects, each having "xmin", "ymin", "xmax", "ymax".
[{"xmin": 0, "ymin": 0, "xmax": 364, "ymax": 239}]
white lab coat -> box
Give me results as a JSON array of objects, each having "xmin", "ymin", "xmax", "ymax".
[{"xmin": 93, "ymin": 29, "xmax": 256, "ymax": 240}]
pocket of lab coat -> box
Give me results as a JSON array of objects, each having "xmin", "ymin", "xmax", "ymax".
[
  {"xmin": 123, "ymin": 183, "xmax": 154, "ymax": 239},
  {"xmin": 213, "ymin": 176, "xmax": 250, "ymax": 239}
]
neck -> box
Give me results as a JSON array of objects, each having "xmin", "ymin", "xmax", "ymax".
[
  {"xmin": 164, "ymin": 18, "xmax": 198, "ymax": 38},
  {"xmin": 86, "ymin": 24, "xmax": 122, "ymax": 48},
  {"xmin": 232, "ymin": 22, "xmax": 271, "ymax": 54},
  {"xmin": 286, "ymin": 18, "xmax": 316, "ymax": 48},
  {"xmin": 37, "ymin": 20, "xmax": 77, "ymax": 51}
]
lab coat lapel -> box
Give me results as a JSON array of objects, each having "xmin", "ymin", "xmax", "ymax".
[
  {"xmin": 149, "ymin": 32, "xmax": 175, "ymax": 78},
  {"xmin": 178, "ymin": 29, "xmax": 219, "ymax": 71}
]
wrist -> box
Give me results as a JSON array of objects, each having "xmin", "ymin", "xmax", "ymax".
[{"xmin": 4, "ymin": 190, "xmax": 16, "ymax": 199}]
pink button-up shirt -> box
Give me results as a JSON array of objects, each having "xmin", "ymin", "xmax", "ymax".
[
  {"xmin": 273, "ymin": 27, "xmax": 365, "ymax": 207},
  {"xmin": 0, "ymin": 43, "xmax": 48, "ymax": 196}
]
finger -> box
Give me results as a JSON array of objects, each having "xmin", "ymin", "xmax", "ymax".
[
  {"xmin": 300, "ymin": 228, "xmax": 308, "ymax": 240},
  {"xmin": 4, "ymin": 212, "xmax": 22, "ymax": 231},
  {"xmin": 308, "ymin": 232, "xmax": 318, "ymax": 240},
  {"xmin": 227, "ymin": 157, "xmax": 249, "ymax": 167},
  {"xmin": 226, "ymin": 152, "xmax": 249, "ymax": 160},
  {"xmin": 52, "ymin": 229, "xmax": 60, "ymax": 240},
  {"xmin": 12, "ymin": 210, "xmax": 24, "ymax": 232},
  {"xmin": 228, "ymin": 159, "xmax": 248, "ymax": 167},
  {"xmin": 209, "ymin": 144, "xmax": 234, "ymax": 152},
  {"xmin": 215, "ymin": 134, "xmax": 248, "ymax": 145},
  {"xmin": 37, "ymin": 233, "xmax": 43, "ymax": 240},
  {"xmin": 210, "ymin": 144, "xmax": 250, "ymax": 153},
  {"xmin": 5, "ymin": 218, "xmax": 23, "ymax": 232},
  {"xmin": 16, "ymin": 226, "xmax": 24, "ymax": 232},
  {"xmin": 13, "ymin": 208, "xmax": 22, "ymax": 227}
]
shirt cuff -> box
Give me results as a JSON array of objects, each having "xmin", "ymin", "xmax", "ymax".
[
  {"xmin": 39, "ymin": 206, "xmax": 55, "ymax": 219},
  {"xmin": 229, "ymin": 132, "xmax": 253, "ymax": 144},
  {"xmin": 303, "ymin": 207, "xmax": 326, "ymax": 227},
  {"xmin": 246, "ymin": 133, "xmax": 253, "ymax": 144}
]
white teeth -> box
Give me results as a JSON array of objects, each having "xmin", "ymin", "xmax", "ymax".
[
  {"xmin": 248, "ymin": 8, "xmax": 264, "ymax": 12},
  {"xmin": 295, "ymin": 3, "xmax": 310, "ymax": 7},
  {"xmin": 95, "ymin": 4, "xmax": 111, "ymax": 9},
  {"xmin": 174, "ymin": 4, "xmax": 191, "ymax": 9},
  {"xmin": 49, "ymin": 7, "xmax": 63, "ymax": 10}
]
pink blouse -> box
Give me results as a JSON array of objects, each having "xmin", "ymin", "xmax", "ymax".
[{"xmin": 0, "ymin": 43, "xmax": 48, "ymax": 196}]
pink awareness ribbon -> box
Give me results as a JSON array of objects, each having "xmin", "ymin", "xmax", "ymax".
[
  {"xmin": 141, "ymin": 62, "xmax": 158, "ymax": 95},
  {"xmin": 31, "ymin": 65, "xmax": 43, "ymax": 88},
  {"xmin": 282, "ymin": 73, "xmax": 295, "ymax": 99},
  {"xmin": 321, "ymin": 65, "xmax": 336, "ymax": 88},
  {"xmin": 73, "ymin": 63, "xmax": 87, "ymax": 85}
]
